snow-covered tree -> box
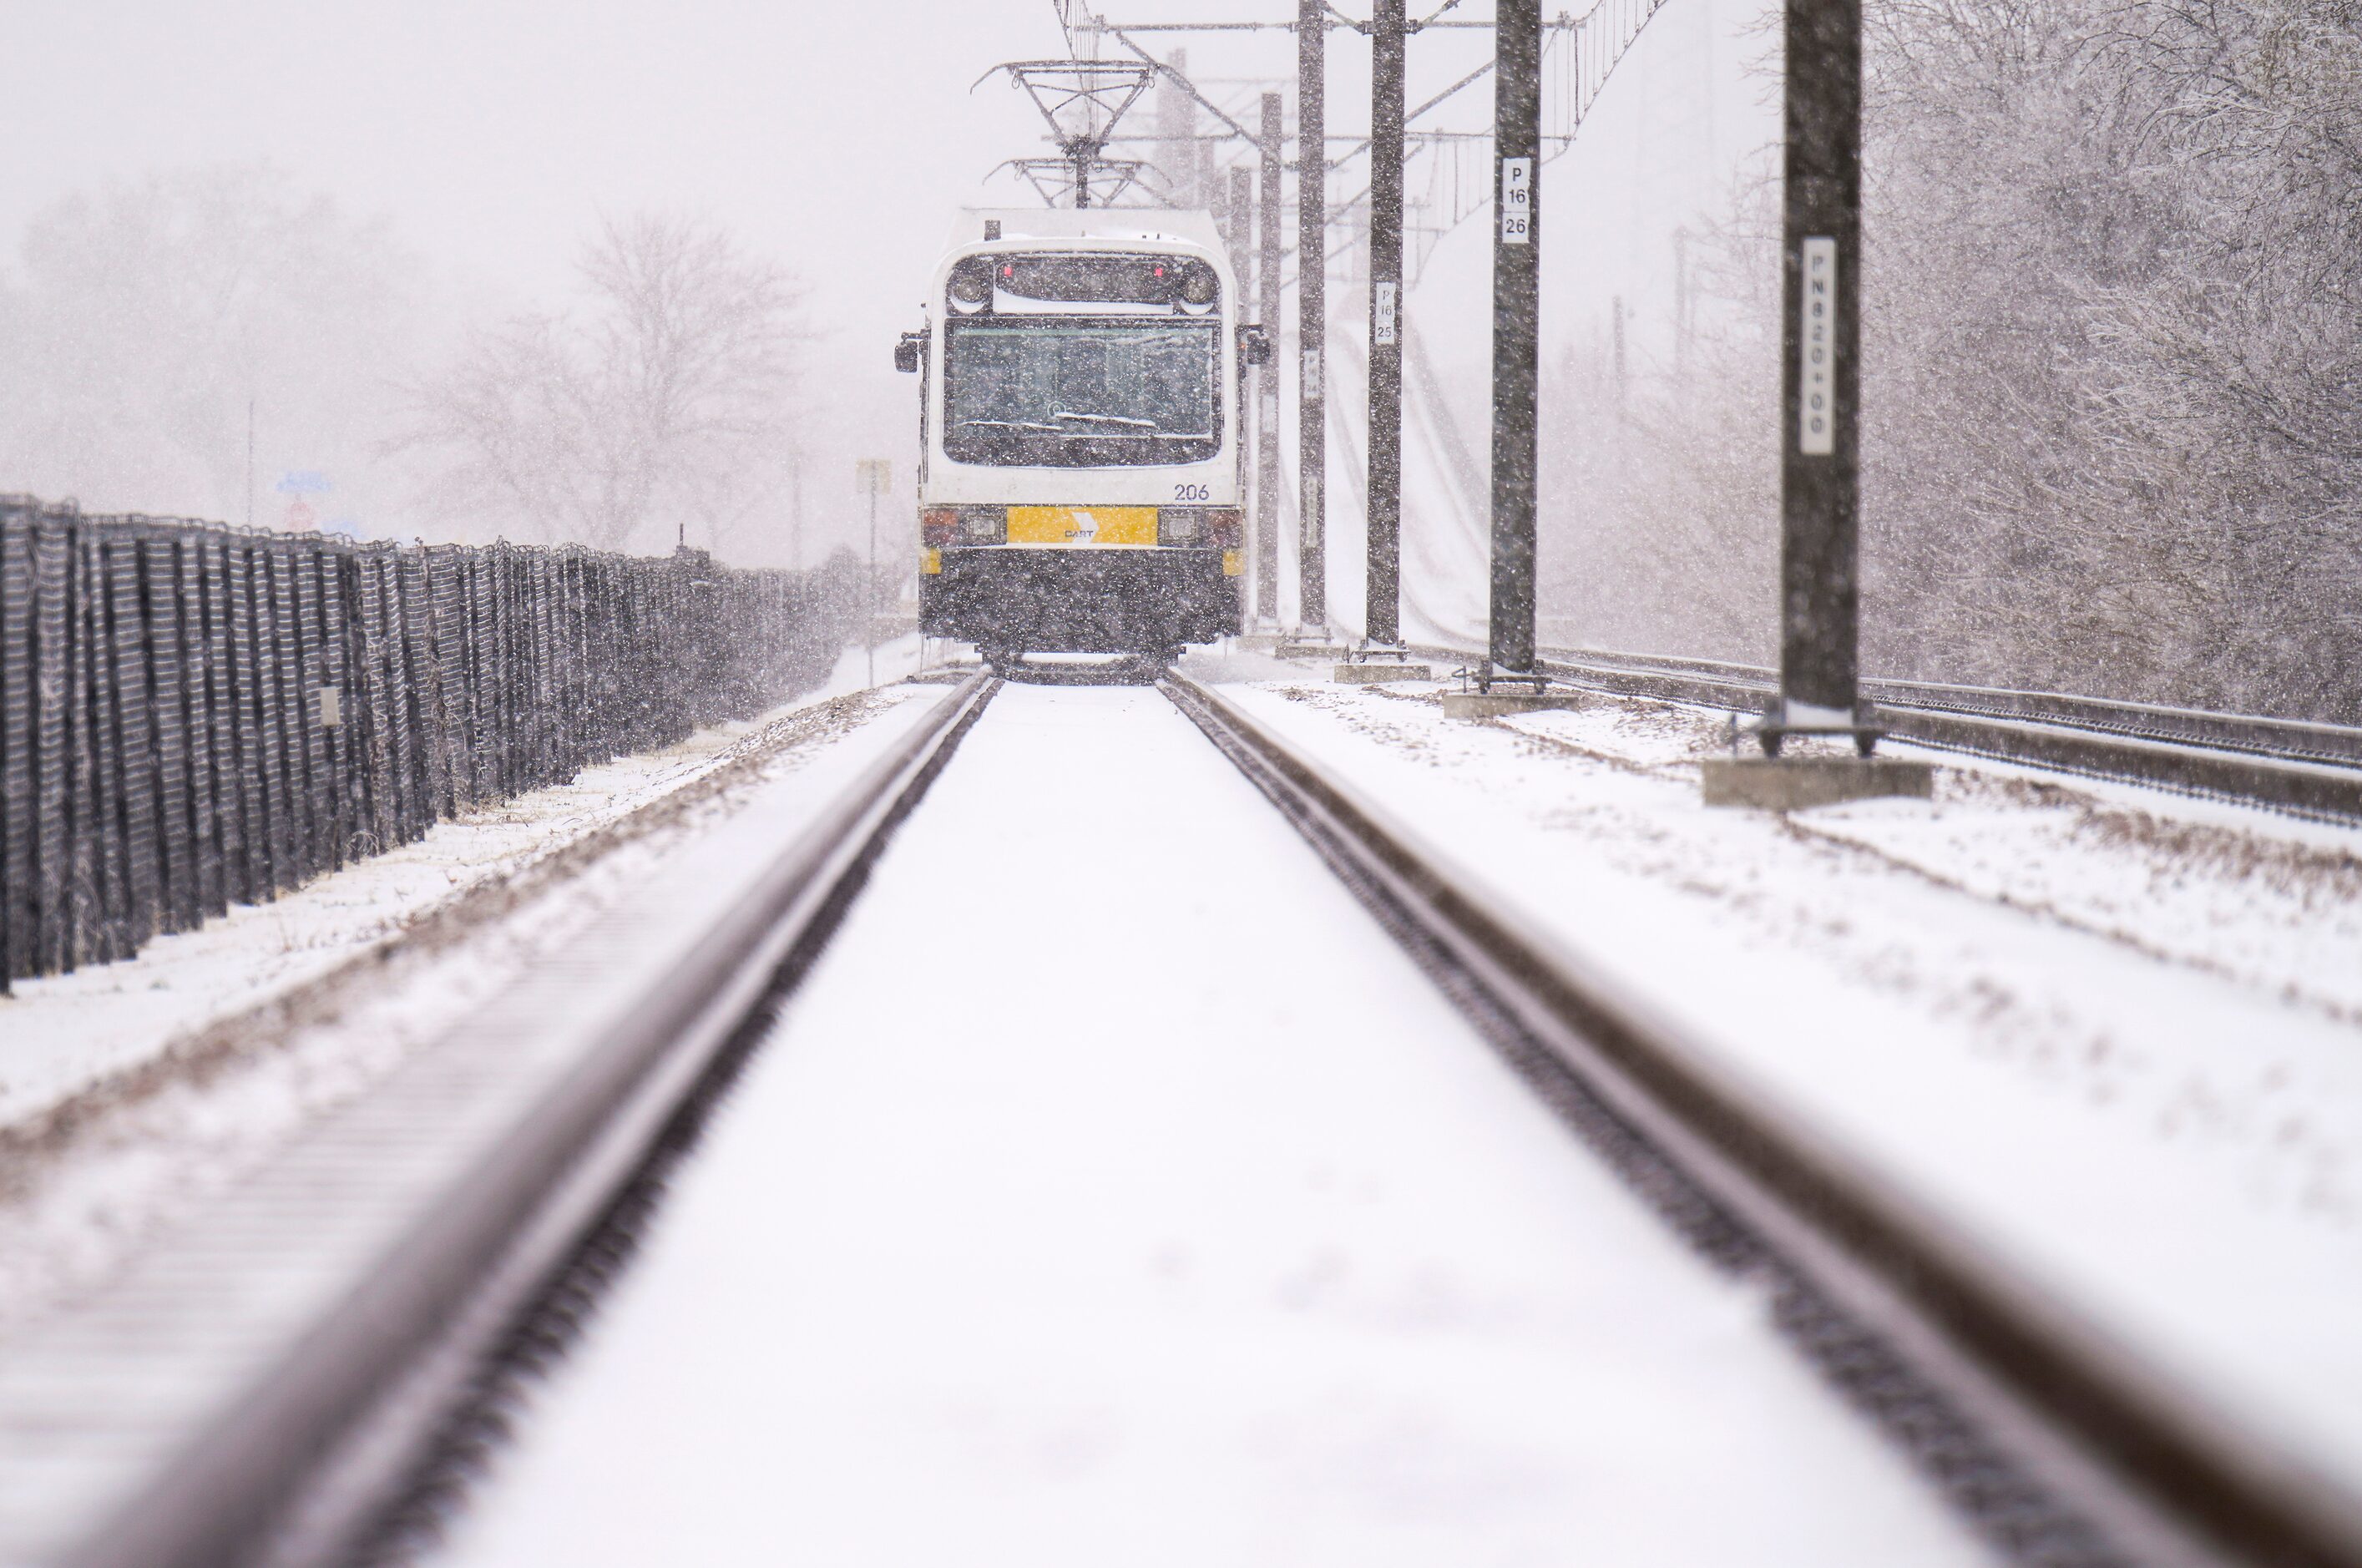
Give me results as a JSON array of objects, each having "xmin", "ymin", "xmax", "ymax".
[{"xmin": 1541, "ymin": 0, "xmax": 2362, "ymax": 721}]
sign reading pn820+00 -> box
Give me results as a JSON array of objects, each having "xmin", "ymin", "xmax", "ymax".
[{"xmin": 1798, "ymin": 236, "xmax": 1838, "ymax": 457}]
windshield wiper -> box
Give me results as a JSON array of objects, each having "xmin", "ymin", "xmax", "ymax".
[
  {"xmin": 1052, "ymin": 409, "xmax": 1158, "ymax": 430},
  {"xmin": 957, "ymin": 418, "xmax": 1065, "ymax": 433}
]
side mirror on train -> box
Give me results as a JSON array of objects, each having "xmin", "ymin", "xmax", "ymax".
[
  {"xmin": 893, "ymin": 333, "xmax": 924, "ymax": 373},
  {"xmin": 1238, "ymin": 325, "xmax": 1273, "ymax": 367}
]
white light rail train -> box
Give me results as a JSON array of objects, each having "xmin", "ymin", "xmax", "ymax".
[{"xmin": 895, "ymin": 210, "xmax": 1269, "ymax": 670}]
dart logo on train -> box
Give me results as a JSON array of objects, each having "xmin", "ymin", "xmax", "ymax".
[{"xmin": 895, "ymin": 210, "xmax": 1269, "ymax": 670}]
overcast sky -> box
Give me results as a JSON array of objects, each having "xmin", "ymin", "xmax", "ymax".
[{"xmin": 5, "ymin": 0, "xmax": 1774, "ymax": 560}]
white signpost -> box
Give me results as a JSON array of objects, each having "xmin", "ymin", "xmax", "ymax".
[
  {"xmin": 856, "ymin": 459, "xmax": 892, "ymax": 686},
  {"xmin": 1798, "ymin": 235, "xmax": 1838, "ymax": 458},
  {"xmin": 1499, "ymin": 157, "xmax": 1533, "ymax": 245}
]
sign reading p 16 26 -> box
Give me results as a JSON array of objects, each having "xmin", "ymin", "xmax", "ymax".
[{"xmin": 1499, "ymin": 158, "xmax": 1533, "ymax": 245}]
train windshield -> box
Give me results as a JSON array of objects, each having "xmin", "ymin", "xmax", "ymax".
[{"xmin": 944, "ymin": 320, "xmax": 1220, "ymax": 468}]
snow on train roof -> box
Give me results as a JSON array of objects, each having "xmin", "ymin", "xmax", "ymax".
[{"xmin": 945, "ymin": 208, "xmax": 1224, "ymax": 252}]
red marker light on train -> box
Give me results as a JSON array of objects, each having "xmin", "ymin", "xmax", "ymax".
[
  {"xmin": 1157, "ymin": 508, "xmax": 1242, "ymax": 548},
  {"xmin": 920, "ymin": 508, "xmax": 960, "ymax": 546}
]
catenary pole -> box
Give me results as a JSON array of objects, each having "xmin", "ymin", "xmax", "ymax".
[
  {"xmin": 1296, "ymin": 0, "xmax": 1328, "ymax": 630},
  {"xmin": 1257, "ymin": 91, "xmax": 1286, "ymax": 627},
  {"xmin": 1487, "ymin": 0, "xmax": 1540, "ymax": 677},
  {"xmin": 1365, "ymin": 0, "xmax": 1407, "ymax": 649},
  {"xmin": 1224, "ymin": 159, "xmax": 1258, "ymax": 618},
  {"xmin": 1227, "ymin": 164, "xmax": 1253, "ymax": 280},
  {"xmin": 1773, "ymin": 0, "xmax": 1864, "ymax": 741}
]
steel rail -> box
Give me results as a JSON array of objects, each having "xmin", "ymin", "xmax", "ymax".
[
  {"xmin": 1163, "ymin": 668, "xmax": 2362, "ymax": 1568},
  {"xmin": 1410, "ymin": 642, "xmax": 2362, "ymax": 820},
  {"xmin": 9, "ymin": 674, "xmax": 999, "ymax": 1568}
]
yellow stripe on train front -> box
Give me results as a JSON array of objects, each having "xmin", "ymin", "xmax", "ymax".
[{"xmin": 1005, "ymin": 506, "xmax": 1159, "ymax": 546}]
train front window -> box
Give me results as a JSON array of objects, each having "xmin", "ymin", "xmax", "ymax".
[{"xmin": 944, "ymin": 320, "xmax": 1221, "ymax": 468}]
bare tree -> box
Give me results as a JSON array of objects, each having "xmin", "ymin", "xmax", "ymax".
[{"xmin": 402, "ymin": 213, "xmax": 808, "ymax": 554}]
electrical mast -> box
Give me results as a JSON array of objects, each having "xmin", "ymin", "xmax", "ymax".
[
  {"xmin": 1768, "ymin": 0, "xmax": 1867, "ymax": 747},
  {"xmin": 1296, "ymin": 0, "xmax": 1328, "ymax": 631},
  {"xmin": 1486, "ymin": 0, "xmax": 1541, "ymax": 680},
  {"xmin": 1365, "ymin": 0, "xmax": 1408, "ymax": 649},
  {"xmin": 1257, "ymin": 91, "xmax": 1285, "ymax": 628}
]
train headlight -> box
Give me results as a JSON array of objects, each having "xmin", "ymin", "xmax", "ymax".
[
  {"xmin": 1178, "ymin": 263, "xmax": 1218, "ymax": 307},
  {"xmin": 947, "ymin": 261, "xmax": 992, "ymax": 313}
]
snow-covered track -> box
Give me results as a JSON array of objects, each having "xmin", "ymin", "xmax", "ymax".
[
  {"xmin": 1163, "ymin": 669, "xmax": 2362, "ymax": 1568},
  {"xmin": 1449, "ymin": 645, "xmax": 2362, "ymax": 821},
  {"xmin": 0, "ymin": 673, "xmax": 998, "ymax": 1568}
]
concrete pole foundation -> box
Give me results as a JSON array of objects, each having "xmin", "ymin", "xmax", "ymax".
[
  {"xmin": 1333, "ymin": 662, "xmax": 1434, "ymax": 684},
  {"xmin": 1440, "ymin": 689, "xmax": 1591, "ymax": 719},
  {"xmin": 1702, "ymin": 755, "xmax": 1934, "ymax": 809}
]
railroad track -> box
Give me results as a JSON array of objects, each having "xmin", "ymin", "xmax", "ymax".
[
  {"xmin": 9, "ymin": 661, "xmax": 2361, "ymax": 1567},
  {"xmin": 1409, "ymin": 644, "xmax": 2362, "ymax": 821},
  {"xmin": 0, "ymin": 674, "xmax": 999, "ymax": 1568},
  {"xmin": 1164, "ymin": 669, "xmax": 2362, "ymax": 1568}
]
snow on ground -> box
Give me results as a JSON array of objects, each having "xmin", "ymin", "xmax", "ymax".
[
  {"xmin": 1209, "ymin": 670, "xmax": 2362, "ymax": 1495},
  {"xmin": 0, "ymin": 635, "xmax": 930, "ymax": 1129},
  {"xmin": 432, "ymin": 683, "xmax": 1989, "ymax": 1568},
  {"xmin": 0, "ymin": 637, "xmax": 941, "ymax": 1335}
]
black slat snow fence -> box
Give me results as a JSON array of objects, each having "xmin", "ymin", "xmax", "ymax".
[{"xmin": 0, "ymin": 497, "xmax": 867, "ymax": 992}]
